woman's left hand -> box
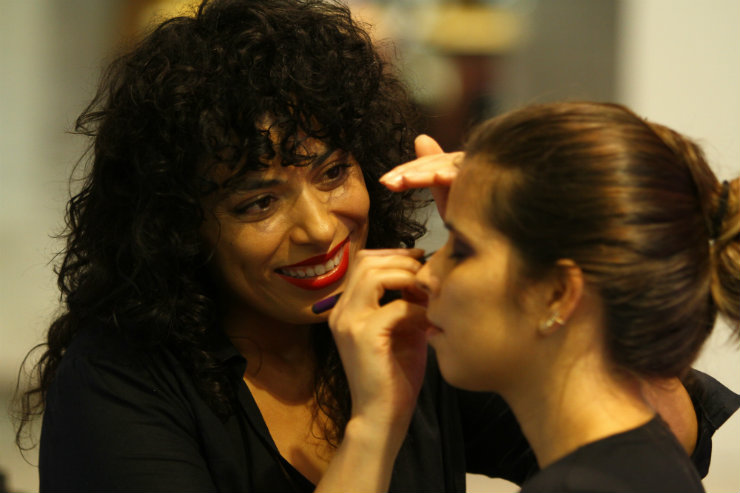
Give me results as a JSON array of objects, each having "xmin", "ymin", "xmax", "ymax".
[{"xmin": 380, "ymin": 135, "xmax": 462, "ymax": 219}]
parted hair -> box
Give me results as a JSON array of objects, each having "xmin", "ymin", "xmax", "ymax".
[
  {"xmin": 466, "ymin": 101, "xmax": 739, "ymax": 378},
  {"xmin": 17, "ymin": 0, "xmax": 424, "ymax": 448}
]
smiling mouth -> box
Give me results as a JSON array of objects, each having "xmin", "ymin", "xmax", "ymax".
[{"xmin": 276, "ymin": 238, "xmax": 350, "ymax": 290}]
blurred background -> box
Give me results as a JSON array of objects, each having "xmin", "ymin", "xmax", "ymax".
[{"xmin": 1, "ymin": 0, "xmax": 737, "ymax": 491}]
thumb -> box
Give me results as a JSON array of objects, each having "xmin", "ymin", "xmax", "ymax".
[{"xmin": 414, "ymin": 134, "xmax": 444, "ymax": 157}]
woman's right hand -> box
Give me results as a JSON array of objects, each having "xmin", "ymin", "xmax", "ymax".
[
  {"xmin": 328, "ymin": 248, "xmax": 429, "ymax": 431},
  {"xmin": 317, "ymin": 249, "xmax": 429, "ymax": 493},
  {"xmin": 380, "ymin": 135, "xmax": 463, "ymax": 219}
]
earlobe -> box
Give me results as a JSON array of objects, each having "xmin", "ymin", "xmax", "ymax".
[
  {"xmin": 538, "ymin": 259, "xmax": 584, "ymax": 336},
  {"xmin": 538, "ymin": 312, "xmax": 565, "ymax": 335}
]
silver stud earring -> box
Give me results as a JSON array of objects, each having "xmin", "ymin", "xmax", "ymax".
[{"xmin": 540, "ymin": 312, "xmax": 565, "ymax": 333}]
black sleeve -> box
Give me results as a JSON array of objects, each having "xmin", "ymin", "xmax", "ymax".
[
  {"xmin": 684, "ymin": 368, "xmax": 740, "ymax": 478},
  {"xmin": 457, "ymin": 389, "xmax": 538, "ymax": 485},
  {"xmin": 39, "ymin": 348, "xmax": 218, "ymax": 492}
]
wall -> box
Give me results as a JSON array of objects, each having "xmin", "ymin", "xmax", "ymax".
[
  {"xmin": 618, "ymin": 2, "xmax": 740, "ymax": 492},
  {"xmin": 1, "ymin": 2, "xmax": 123, "ymax": 490}
]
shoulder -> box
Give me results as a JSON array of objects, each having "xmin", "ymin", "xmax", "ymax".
[
  {"xmin": 40, "ymin": 324, "xmax": 224, "ymax": 491},
  {"xmin": 51, "ymin": 324, "xmax": 181, "ymax": 397},
  {"xmin": 43, "ymin": 323, "xmax": 203, "ymax": 434},
  {"xmin": 684, "ymin": 369, "xmax": 740, "ymax": 476},
  {"xmin": 521, "ymin": 418, "xmax": 705, "ymax": 493}
]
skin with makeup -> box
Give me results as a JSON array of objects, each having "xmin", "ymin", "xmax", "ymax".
[
  {"xmin": 331, "ymin": 102, "xmax": 740, "ymax": 492},
  {"xmin": 199, "ymin": 140, "xmax": 372, "ymax": 481}
]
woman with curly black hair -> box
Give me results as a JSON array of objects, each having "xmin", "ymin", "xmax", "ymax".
[
  {"xmin": 15, "ymin": 1, "xmax": 738, "ymax": 492},
  {"xmin": 17, "ymin": 0, "xmax": 422, "ymax": 489}
]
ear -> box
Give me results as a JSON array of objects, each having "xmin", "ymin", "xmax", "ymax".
[{"xmin": 538, "ymin": 259, "xmax": 584, "ymax": 335}]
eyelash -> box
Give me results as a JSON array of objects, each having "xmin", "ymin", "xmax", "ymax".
[
  {"xmin": 320, "ymin": 162, "xmax": 352, "ymax": 184},
  {"xmin": 448, "ymin": 239, "xmax": 470, "ymax": 261},
  {"xmin": 230, "ymin": 161, "xmax": 353, "ymax": 217},
  {"xmin": 233, "ymin": 195, "xmax": 276, "ymax": 216}
]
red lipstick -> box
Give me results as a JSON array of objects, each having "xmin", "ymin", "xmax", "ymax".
[
  {"xmin": 281, "ymin": 237, "xmax": 348, "ymax": 269},
  {"xmin": 276, "ymin": 238, "xmax": 351, "ymax": 290}
]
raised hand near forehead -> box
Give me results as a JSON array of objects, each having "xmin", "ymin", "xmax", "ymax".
[{"xmin": 380, "ymin": 134, "xmax": 462, "ymax": 219}]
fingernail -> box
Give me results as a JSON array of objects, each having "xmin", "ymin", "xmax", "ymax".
[{"xmin": 381, "ymin": 174, "xmax": 401, "ymax": 185}]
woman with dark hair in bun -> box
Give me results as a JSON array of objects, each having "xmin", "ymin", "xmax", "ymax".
[
  {"xmin": 15, "ymin": 0, "xmax": 737, "ymax": 490},
  {"xmin": 333, "ymin": 101, "xmax": 740, "ymax": 492}
]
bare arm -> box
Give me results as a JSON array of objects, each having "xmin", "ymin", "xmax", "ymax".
[{"xmin": 316, "ymin": 249, "xmax": 429, "ymax": 492}]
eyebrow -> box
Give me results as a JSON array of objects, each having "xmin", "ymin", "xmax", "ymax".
[
  {"xmin": 231, "ymin": 176, "xmax": 282, "ymax": 192},
  {"xmin": 443, "ymin": 220, "xmax": 473, "ymax": 244},
  {"xmin": 227, "ymin": 147, "xmax": 341, "ymax": 192}
]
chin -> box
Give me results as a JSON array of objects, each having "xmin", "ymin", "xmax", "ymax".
[
  {"xmin": 435, "ymin": 356, "xmax": 492, "ymax": 392},
  {"xmin": 279, "ymin": 312, "xmax": 327, "ymax": 326},
  {"xmin": 290, "ymin": 306, "xmax": 332, "ymax": 325}
]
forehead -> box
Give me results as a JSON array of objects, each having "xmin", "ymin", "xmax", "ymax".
[
  {"xmin": 447, "ymin": 158, "xmax": 492, "ymax": 226},
  {"xmin": 206, "ymin": 137, "xmax": 337, "ymax": 189}
]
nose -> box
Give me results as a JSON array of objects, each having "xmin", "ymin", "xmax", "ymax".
[
  {"xmin": 415, "ymin": 251, "xmax": 439, "ymax": 296},
  {"xmin": 289, "ymin": 188, "xmax": 335, "ymax": 246}
]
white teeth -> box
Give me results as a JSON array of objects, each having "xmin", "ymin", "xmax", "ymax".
[{"xmin": 279, "ymin": 247, "xmax": 344, "ymax": 279}]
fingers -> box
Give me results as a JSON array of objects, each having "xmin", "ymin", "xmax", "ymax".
[
  {"xmin": 333, "ymin": 250, "xmax": 425, "ymax": 314},
  {"xmin": 401, "ymin": 283, "xmax": 428, "ymax": 307},
  {"xmin": 335, "ymin": 298, "xmax": 428, "ymax": 338},
  {"xmin": 329, "ymin": 249, "xmax": 425, "ymax": 326},
  {"xmin": 356, "ymin": 248, "xmax": 425, "ymax": 259},
  {"xmin": 328, "ymin": 249, "xmax": 432, "ymax": 427},
  {"xmin": 414, "ymin": 134, "xmax": 444, "ymax": 157},
  {"xmin": 380, "ymin": 151, "xmax": 462, "ymax": 192}
]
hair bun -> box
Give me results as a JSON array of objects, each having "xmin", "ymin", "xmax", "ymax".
[{"xmin": 710, "ymin": 176, "xmax": 740, "ymax": 339}]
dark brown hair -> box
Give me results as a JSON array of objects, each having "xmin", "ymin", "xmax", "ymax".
[{"xmin": 465, "ymin": 101, "xmax": 739, "ymax": 378}]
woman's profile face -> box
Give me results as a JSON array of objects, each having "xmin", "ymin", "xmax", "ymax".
[
  {"xmin": 200, "ymin": 139, "xmax": 370, "ymax": 327},
  {"xmin": 417, "ymin": 160, "xmax": 543, "ymax": 392}
]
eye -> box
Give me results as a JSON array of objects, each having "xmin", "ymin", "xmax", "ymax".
[
  {"xmin": 318, "ymin": 162, "xmax": 352, "ymax": 187},
  {"xmin": 448, "ymin": 238, "xmax": 472, "ymax": 262},
  {"xmin": 233, "ymin": 195, "xmax": 277, "ymax": 218}
]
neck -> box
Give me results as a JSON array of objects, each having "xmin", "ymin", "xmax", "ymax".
[
  {"xmin": 222, "ymin": 303, "xmax": 316, "ymax": 388},
  {"xmin": 503, "ymin": 327, "xmax": 655, "ymax": 469}
]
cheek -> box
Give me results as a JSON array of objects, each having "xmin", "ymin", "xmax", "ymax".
[
  {"xmin": 438, "ymin": 269, "xmax": 488, "ymax": 320},
  {"xmin": 430, "ymin": 270, "xmax": 512, "ymax": 383},
  {"xmin": 332, "ymin": 179, "xmax": 371, "ymax": 227},
  {"xmin": 352, "ymin": 188, "xmax": 371, "ymax": 227},
  {"xmin": 210, "ymin": 223, "xmax": 282, "ymax": 279}
]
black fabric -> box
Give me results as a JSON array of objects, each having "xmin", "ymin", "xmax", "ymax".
[
  {"xmin": 520, "ymin": 416, "xmax": 705, "ymax": 493},
  {"xmin": 39, "ymin": 323, "xmax": 738, "ymax": 492},
  {"xmin": 684, "ymin": 369, "xmax": 740, "ymax": 477}
]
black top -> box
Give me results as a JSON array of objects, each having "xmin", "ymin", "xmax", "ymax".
[
  {"xmin": 520, "ymin": 416, "xmax": 705, "ymax": 493},
  {"xmin": 39, "ymin": 324, "xmax": 739, "ymax": 492}
]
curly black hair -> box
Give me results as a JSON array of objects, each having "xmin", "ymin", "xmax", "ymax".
[{"xmin": 16, "ymin": 0, "xmax": 424, "ymax": 448}]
